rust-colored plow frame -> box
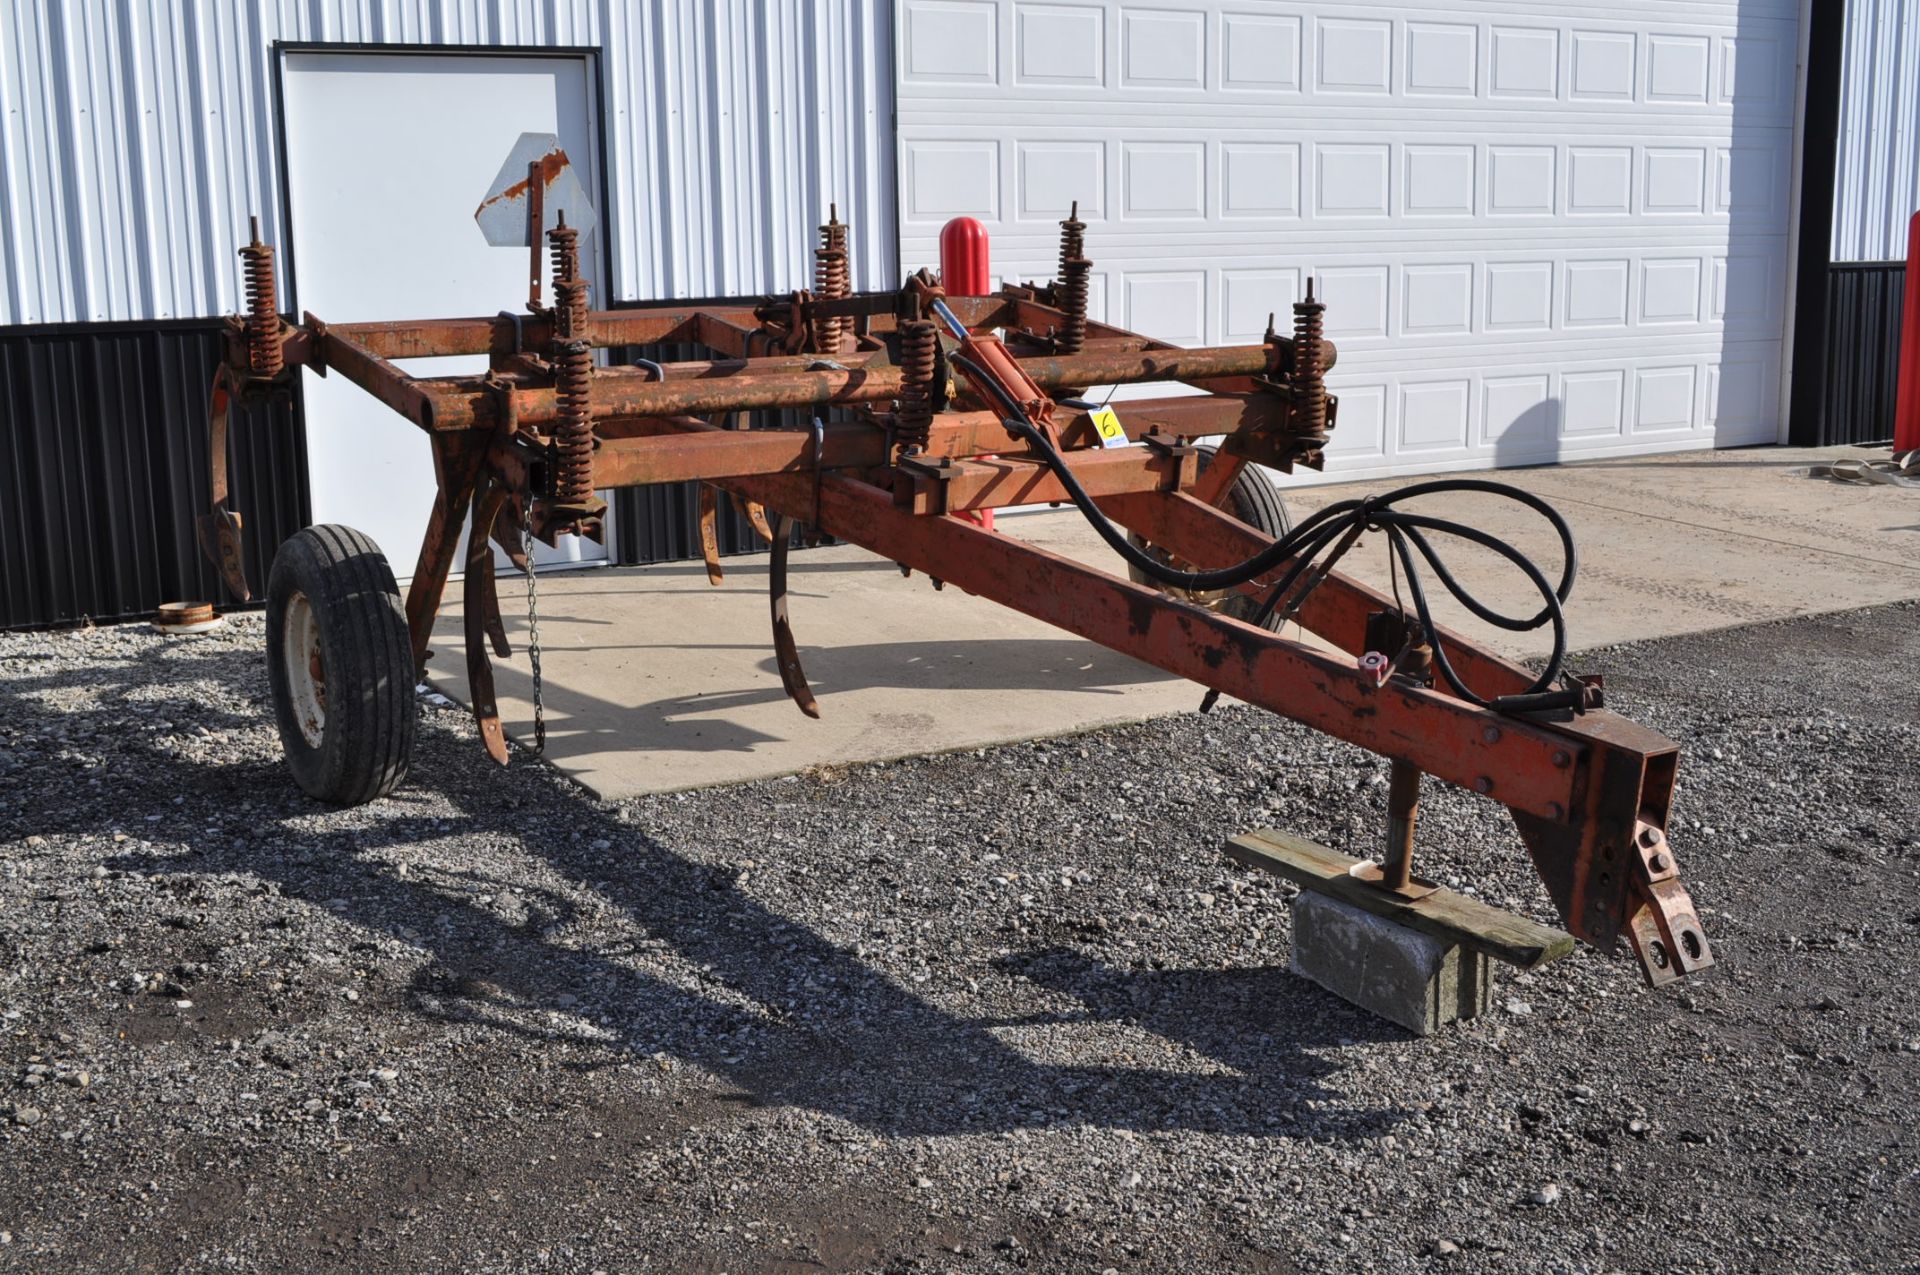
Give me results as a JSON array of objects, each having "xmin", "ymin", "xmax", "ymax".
[{"xmin": 202, "ymin": 224, "xmax": 1712, "ymax": 991}]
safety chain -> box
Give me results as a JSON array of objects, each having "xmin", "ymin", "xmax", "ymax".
[{"xmin": 520, "ymin": 523, "xmax": 546, "ymax": 754}]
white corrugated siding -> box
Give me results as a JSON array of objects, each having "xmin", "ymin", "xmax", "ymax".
[
  {"xmin": 1833, "ymin": 0, "xmax": 1920, "ymax": 261},
  {"xmin": 0, "ymin": 0, "xmax": 896, "ymax": 325}
]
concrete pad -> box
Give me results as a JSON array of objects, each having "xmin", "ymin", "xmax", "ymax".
[
  {"xmin": 1290, "ymin": 891, "xmax": 1492, "ymax": 1035},
  {"xmin": 425, "ymin": 514, "xmax": 1197, "ymax": 797},
  {"xmin": 428, "ymin": 444, "xmax": 1920, "ymax": 797},
  {"xmin": 1277, "ymin": 445, "xmax": 1920, "ymax": 655}
]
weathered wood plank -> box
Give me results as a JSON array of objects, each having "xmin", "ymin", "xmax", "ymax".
[{"xmin": 1226, "ymin": 828, "xmax": 1575, "ymax": 970}]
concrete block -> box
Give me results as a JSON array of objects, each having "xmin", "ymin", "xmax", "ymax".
[{"xmin": 1289, "ymin": 891, "xmax": 1491, "ymax": 1035}]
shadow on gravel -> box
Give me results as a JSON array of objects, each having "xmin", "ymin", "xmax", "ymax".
[{"xmin": 7, "ymin": 646, "xmax": 1406, "ymax": 1144}]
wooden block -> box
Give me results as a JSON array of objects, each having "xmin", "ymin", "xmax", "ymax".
[{"xmin": 1226, "ymin": 827, "xmax": 1574, "ymax": 970}]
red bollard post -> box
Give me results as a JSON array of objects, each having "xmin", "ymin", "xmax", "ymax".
[
  {"xmin": 938, "ymin": 217, "xmax": 994, "ymax": 528},
  {"xmin": 1896, "ymin": 210, "xmax": 1920, "ymax": 453},
  {"xmin": 939, "ymin": 217, "xmax": 990, "ymax": 297}
]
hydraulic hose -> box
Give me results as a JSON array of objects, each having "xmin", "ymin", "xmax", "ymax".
[{"xmin": 948, "ymin": 352, "xmax": 1580, "ymax": 710}]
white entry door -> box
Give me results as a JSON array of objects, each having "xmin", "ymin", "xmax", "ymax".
[{"xmin": 281, "ymin": 49, "xmax": 608, "ymax": 577}]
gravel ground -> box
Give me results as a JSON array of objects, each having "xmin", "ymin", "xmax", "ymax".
[{"xmin": 0, "ymin": 600, "xmax": 1915, "ymax": 1274}]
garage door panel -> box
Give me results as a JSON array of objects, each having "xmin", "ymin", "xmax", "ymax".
[
  {"xmin": 905, "ymin": 128, "xmax": 1793, "ymax": 235},
  {"xmin": 898, "ymin": 1, "xmax": 1796, "ymax": 476},
  {"xmin": 983, "ymin": 249, "xmax": 1783, "ymax": 351}
]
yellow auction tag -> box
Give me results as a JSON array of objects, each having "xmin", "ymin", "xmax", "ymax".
[{"xmin": 1089, "ymin": 405, "xmax": 1127, "ymax": 448}]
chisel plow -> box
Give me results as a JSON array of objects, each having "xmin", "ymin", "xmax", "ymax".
[{"xmin": 199, "ymin": 199, "xmax": 1712, "ymax": 991}]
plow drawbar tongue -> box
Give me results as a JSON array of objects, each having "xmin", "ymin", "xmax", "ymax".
[{"xmin": 200, "ymin": 174, "xmax": 1711, "ymax": 993}]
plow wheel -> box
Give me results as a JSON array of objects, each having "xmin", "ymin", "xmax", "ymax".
[
  {"xmin": 1128, "ymin": 444, "xmax": 1293, "ymax": 629},
  {"xmin": 265, "ymin": 525, "xmax": 417, "ymax": 804}
]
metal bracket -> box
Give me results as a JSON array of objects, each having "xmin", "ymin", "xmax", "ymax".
[
  {"xmin": 1622, "ymin": 819, "xmax": 1714, "ymax": 985},
  {"xmin": 892, "ymin": 451, "xmax": 955, "ymax": 514},
  {"xmin": 1346, "ymin": 861, "xmax": 1441, "ymax": 901}
]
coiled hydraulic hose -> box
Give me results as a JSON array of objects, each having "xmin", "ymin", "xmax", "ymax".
[{"xmin": 948, "ymin": 351, "xmax": 1581, "ymax": 711}]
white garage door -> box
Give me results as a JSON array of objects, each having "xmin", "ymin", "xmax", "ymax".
[
  {"xmin": 894, "ymin": 0, "xmax": 1800, "ymax": 481},
  {"xmin": 282, "ymin": 49, "xmax": 608, "ymax": 576}
]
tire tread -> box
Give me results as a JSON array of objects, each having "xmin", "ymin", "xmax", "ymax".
[{"xmin": 266, "ymin": 525, "xmax": 415, "ymax": 804}]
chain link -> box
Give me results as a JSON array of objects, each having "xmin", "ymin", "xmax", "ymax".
[{"xmin": 520, "ymin": 524, "xmax": 545, "ymax": 755}]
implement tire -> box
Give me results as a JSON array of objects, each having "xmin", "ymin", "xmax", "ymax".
[{"xmin": 264, "ymin": 525, "xmax": 416, "ymax": 804}]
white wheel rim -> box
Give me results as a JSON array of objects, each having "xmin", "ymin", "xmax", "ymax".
[{"xmin": 283, "ymin": 590, "xmax": 327, "ymax": 748}]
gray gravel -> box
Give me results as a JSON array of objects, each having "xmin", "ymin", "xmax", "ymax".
[{"xmin": 0, "ymin": 600, "xmax": 1915, "ymax": 1273}]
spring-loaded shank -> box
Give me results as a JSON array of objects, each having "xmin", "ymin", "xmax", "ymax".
[
  {"xmin": 240, "ymin": 216, "xmax": 282, "ymax": 379},
  {"xmin": 895, "ymin": 319, "xmax": 937, "ymax": 451},
  {"xmin": 815, "ymin": 205, "xmax": 851, "ymax": 355},
  {"xmin": 1055, "ymin": 202, "xmax": 1090, "ymax": 356}
]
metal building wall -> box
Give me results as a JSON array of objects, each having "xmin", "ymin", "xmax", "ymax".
[
  {"xmin": 0, "ymin": 0, "xmax": 898, "ymax": 325},
  {"xmin": 0, "ymin": 322, "xmax": 305, "ymax": 628},
  {"xmin": 1797, "ymin": 0, "xmax": 1915, "ymax": 444},
  {"xmin": 1814, "ymin": 262, "xmax": 1906, "ymax": 442},
  {"xmin": 1832, "ymin": 0, "xmax": 1920, "ymax": 262},
  {"xmin": 0, "ymin": 1, "xmax": 895, "ymax": 627}
]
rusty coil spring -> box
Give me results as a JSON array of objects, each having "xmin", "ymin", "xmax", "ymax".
[
  {"xmin": 553, "ymin": 279, "xmax": 589, "ymax": 341},
  {"xmin": 814, "ymin": 248, "xmax": 850, "ymax": 353},
  {"xmin": 239, "ymin": 237, "xmax": 281, "ymax": 379},
  {"xmin": 549, "ymin": 223, "xmax": 587, "ymax": 339},
  {"xmin": 1058, "ymin": 201, "xmax": 1086, "ymax": 266},
  {"xmin": 1056, "ymin": 257, "xmax": 1090, "ymax": 355},
  {"xmin": 820, "ymin": 210, "xmax": 849, "ymax": 258},
  {"xmin": 1291, "ymin": 281, "xmax": 1328, "ymax": 437},
  {"xmin": 1056, "ymin": 203, "xmax": 1089, "ymax": 354},
  {"xmin": 816, "ymin": 210, "xmax": 851, "ymax": 354},
  {"xmin": 551, "ymin": 337, "xmax": 594, "ymax": 505},
  {"xmin": 895, "ymin": 319, "xmax": 937, "ymax": 451}
]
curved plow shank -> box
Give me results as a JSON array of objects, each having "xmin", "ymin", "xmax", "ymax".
[
  {"xmin": 197, "ymin": 365, "xmax": 252, "ymax": 601},
  {"xmin": 769, "ymin": 513, "xmax": 821, "ymax": 719},
  {"xmin": 464, "ymin": 480, "xmax": 512, "ymax": 765},
  {"xmin": 698, "ymin": 483, "xmax": 725, "ymax": 585},
  {"xmin": 743, "ymin": 498, "xmax": 776, "ymax": 544}
]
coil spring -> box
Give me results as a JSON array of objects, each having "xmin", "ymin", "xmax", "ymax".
[
  {"xmin": 1291, "ymin": 280, "xmax": 1328, "ymax": 437},
  {"xmin": 895, "ymin": 320, "xmax": 937, "ymax": 451},
  {"xmin": 816, "ymin": 208, "xmax": 851, "ymax": 354},
  {"xmin": 239, "ymin": 234, "xmax": 281, "ymax": 379},
  {"xmin": 815, "ymin": 248, "xmax": 850, "ymax": 353},
  {"xmin": 549, "ymin": 223, "xmax": 588, "ymax": 339},
  {"xmin": 552, "ymin": 337, "xmax": 594, "ymax": 505},
  {"xmin": 820, "ymin": 209, "xmax": 848, "ymax": 255},
  {"xmin": 1056, "ymin": 202, "xmax": 1089, "ymax": 355},
  {"xmin": 1058, "ymin": 203, "xmax": 1085, "ymax": 272},
  {"xmin": 1057, "ymin": 258, "xmax": 1090, "ymax": 355},
  {"xmin": 553, "ymin": 279, "xmax": 589, "ymax": 341},
  {"xmin": 549, "ymin": 221, "xmax": 579, "ymax": 279}
]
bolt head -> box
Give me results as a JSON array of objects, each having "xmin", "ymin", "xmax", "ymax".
[
  {"xmin": 1650, "ymin": 852, "xmax": 1671, "ymax": 873},
  {"xmin": 1639, "ymin": 826, "xmax": 1662, "ymax": 848},
  {"xmin": 1474, "ymin": 777, "xmax": 1493, "ymax": 795}
]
